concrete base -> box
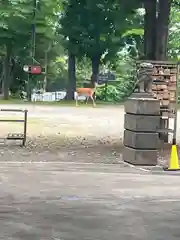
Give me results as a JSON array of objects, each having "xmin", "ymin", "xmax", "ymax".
[
  {"xmin": 123, "ymin": 146, "xmax": 158, "ymax": 166},
  {"xmin": 130, "ymin": 92, "xmax": 154, "ymax": 99},
  {"xmin": 124, "ymin": 97, "xmax": 160, "ymax": 115},
  {"xmin": 124, "ymin": 114, "xmax": 160, "ymax": 132},
  {"xmin": 124, "ymin": 130, "xmax": 159, "ymax": 149}
]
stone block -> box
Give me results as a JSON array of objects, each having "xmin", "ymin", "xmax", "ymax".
[
  {"xmin": 124, "ymin": 113, "xmax": 160, "ymax": 132},
  {"xmin": 124, "ymin": 98, "xmax": 160, "ymax": 115},
  {"xmin": 123, "ymin": 130, "xmax": 159, "ymax": 149},
  {"xmin": 123, "ymin": 146, "xmax": 157, "ymax": 166}
]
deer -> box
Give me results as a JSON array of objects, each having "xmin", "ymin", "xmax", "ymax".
[{"xmin": 75, "ymin": 82, "xmax": 98, "ymax": 107}]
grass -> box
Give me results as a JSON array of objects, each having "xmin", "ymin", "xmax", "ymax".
[{"xmin": 0, "ymin": 99, "xmax": 123, "ymax": 107}]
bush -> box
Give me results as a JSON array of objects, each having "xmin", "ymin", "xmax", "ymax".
[
  {"xmin": 96, "ymin": 53, "xmax": 137, "ymax": 102},
  {"xmin": 96, "ymin": 77, "xmax": 135, "ymax": 102}
]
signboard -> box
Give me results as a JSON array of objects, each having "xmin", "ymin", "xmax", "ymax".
[
  {"xmin": 31, "ymin": 66, "xmax": 42, "ymax": 74},
  {"xmin": 98, "ymin": 72, "xmax": 115, "ymax": 84},
  {"xmin": 23, "ymin": 65, "xmax": 42, "ymax": 75}
]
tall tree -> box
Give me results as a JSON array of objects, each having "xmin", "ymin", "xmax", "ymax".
[
  {"xmin": 143, "ymin": 0, "xmax": 172, "ymax": 60},
  {"xmin": 59, "ymin": 0, "xmax": 85, "ymax": 99},
  {"xmin": 0, "ymin": 0, "xmax": 61, "ymax": 99},
  {"xmin": 143, "ymin": 0, "xmax": 156, "ymax": 60},
  {"xmin": 0, "ymin": 0, "xmax": 33, "ymax": 99},
  {"xmin": 60, "ymin": 0, "xmax": 140, "ymax": 94},
  {"xmin": 155, "ymin": 0, "xmax": 172, "ymax": 60}
]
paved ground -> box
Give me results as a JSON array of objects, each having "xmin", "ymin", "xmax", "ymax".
[{"xmin": 1, "ymin": 162, "xmax": 180, "ymax": 240}]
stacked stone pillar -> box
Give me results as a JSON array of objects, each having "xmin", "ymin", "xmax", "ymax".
[{"xmin": 123, "ymin": 95, "xmax": 161, "ymax": 166}]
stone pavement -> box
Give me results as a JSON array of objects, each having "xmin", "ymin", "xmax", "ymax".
[{"xmin": 0, "ymin": 162, "xmax": 180, "ymax": 240}]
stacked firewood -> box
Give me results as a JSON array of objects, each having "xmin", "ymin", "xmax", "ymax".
[
  {"xmin": 151, "ymin": 66, "xmax": 177, "ymax": 118},
  {"xmin": 152, "ymin": 66, "xmax": 177, "ymax": 106}
]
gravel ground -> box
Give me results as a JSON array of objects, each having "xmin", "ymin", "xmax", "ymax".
[{"xmin": 0, "ymin": 104, "xmax": 179, "ymax": 166}]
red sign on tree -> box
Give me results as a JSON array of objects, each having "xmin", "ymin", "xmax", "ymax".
[
  {"xmin": 30, "ymin": 66, "xmax": 42, "ymax": 74},
  {"xmin": 23, "ymin": 65, "xmax": 43, "ymax": 74}
]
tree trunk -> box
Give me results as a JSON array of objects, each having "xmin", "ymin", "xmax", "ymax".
[
  {"xmin": 27, "ymin": 74, "xmax": 32, "ymax": 102},
  {"xmin": 91, "ymin": 55, "xmax": 100, "ymax": 86},
  {"xmin": 0, "ymin": 65, "xmax": 4, "ymax": 94},
  {"xmin": 43, "ymin": 44, "xmax": 51, "ymax": 92},
  {"xmin": 144, "ymin": 0, "xmax": 157, "ymax": 60},
  {"xmin": 3, "ymin": 44, "xmax": 12, "ymax": 100},
  {"xmin": 43, "ymin": 50, "xmax": 48, "ymax": 92},
  {"xmin": 155, "ymin": 0, "xmax": 171, "ymax": 60},
  {"xmin": 143, "ymin": 0, "xmax": 172, "ymax": 61},
  {"xmin": 66, "ymin": 51, "xmax": 76, "ymax": 100}
]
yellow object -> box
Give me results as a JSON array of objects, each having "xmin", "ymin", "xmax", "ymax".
[{"xmin": 168, "ymin": 145, "xmax": 180, "ymax": 170}]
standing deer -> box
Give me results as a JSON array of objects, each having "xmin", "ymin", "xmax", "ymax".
[{"xmin": 75, "ymin": 82, "xmax": 98, "ymax": 107}]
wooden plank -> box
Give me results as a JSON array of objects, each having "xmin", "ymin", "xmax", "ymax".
[
  {"xmin": 7, "ymin": 133, "xmax": 24, "ymax": 140},
  {"xmin": 0, "ymin": 109, "xmax": 27, "ymax": 112},
  {"xmin": 158, "ymin": 129, "xmax": 174, "ymax": 133},
  {"xmin": 136, "ymin": 60, "xmax": 177, "ymax": 65},
  {"xmin": 0, "ymin": 119, "xmax": 24, "ymax": 123}
]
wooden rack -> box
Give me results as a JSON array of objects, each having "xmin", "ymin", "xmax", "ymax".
[{"xmin": 0, "ymin": 109, "xmax": 28, "ymax": 146}]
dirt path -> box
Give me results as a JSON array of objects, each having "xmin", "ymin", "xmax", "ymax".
[
  {"xmin": 0, "ymin": 104, "xmax": 124, "ymax": 164},
  {"xmin": 0, "ymin": 104, "xmax": 179, "ymax": 165}
]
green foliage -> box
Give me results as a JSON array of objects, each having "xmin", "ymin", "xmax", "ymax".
[
  {"xmin": 59, "ymin": 0, "xmax": 140, "ymax": 62},
  {"xmin": 76, "ymin": 57, "xmax": 91, "ymax": 86},
  {"xmin": 168, "ymin": 6, "xmax": 180, "ymax": 60},
  {"xmin": 96, "ymin": 84, "xmax": 122, "ymax": 102},
  {"xmin": 0, "ymin": 0, "xmax": 63, "ymax": 97},
  {"xmin": 0, "ymin": 0, "xmax": 178, "ymax": 102},
  {"xmin": 96, "ymin": 52, "xmax": 136, "ymax": 102}
]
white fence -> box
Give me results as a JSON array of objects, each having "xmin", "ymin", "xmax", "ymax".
[{"xmin": 32, "ymin": 91, "xmax": 86, "ymax": 102}]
